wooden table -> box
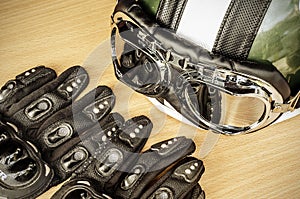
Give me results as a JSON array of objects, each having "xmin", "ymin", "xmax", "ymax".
[{"xmin": 1, "ymin": 1, "xmax": 299, "ymax": 198}]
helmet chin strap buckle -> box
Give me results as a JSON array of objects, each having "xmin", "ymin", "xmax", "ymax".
[{"xmin": 273, "ymin": 91, "xmax": 300, "ymax": 113}]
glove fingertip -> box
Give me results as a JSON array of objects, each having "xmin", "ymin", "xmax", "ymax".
[
  {"xmin": 80, "ymin": 86, "xmax": 116, "ymax": 123},
  {"xmin": 16, "ymin": 66, "xmax": 57, "ymax": 84},
  {"xmin": 0, "ymin": 66, "xmax": 57, "ymax": 110},
  {"xmin": 150, "ymin": 136, "xmax": 196, "ymax": 156},
  {"xmin": 94, "ymin": 85, "xmax": 115, "ymax": 106},
  {"xmin": 142, "ymin": 157, "xmax": 204, "ymax": 199},
  {"xmin": 175, "ymin": 157, "xmax": 205, "ymax": 181},
  {"xmin": 118, "ymin": 115, "xmax": 153, "ymax": 152},
  {"xmin": 65, "ymin": 65, "xmax": 88, "ymax": 76},
  {"xmin": 56, "ymin": 65, "xmax": 89, "ymax": 100}
]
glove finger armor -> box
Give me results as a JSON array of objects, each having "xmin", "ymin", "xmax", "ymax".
[
  {"xmin": 0, "ymin": 66, "xmax": 89, "ymax": 139},
  {"xmin": 52, "ymin": 137, "xmax": 205, "ymax": 199}
]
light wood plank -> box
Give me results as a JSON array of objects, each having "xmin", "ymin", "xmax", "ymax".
[{"xmin": 0, "ymin": 1, "xmax": 299, "ymax": 198}]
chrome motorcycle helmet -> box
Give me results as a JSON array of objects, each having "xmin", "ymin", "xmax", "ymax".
[{"xmin": 110, "ymin": 0, "xmax": 300, "ymax": 135}]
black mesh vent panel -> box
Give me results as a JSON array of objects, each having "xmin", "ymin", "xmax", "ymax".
[
  {"xmin": 212, "ymin": 0, "xmax": 272, "ymax": 60},
  {"xmin": 156, "ymin": 0, "xmax": 188, "ymax": 30}
]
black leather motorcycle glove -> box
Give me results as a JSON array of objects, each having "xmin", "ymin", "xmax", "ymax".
[
  {"xmin": 52, "ymin": 136, "xmax": 205, "ymax": 199},
  {"xmin": 0, "ymin": 66, "xmax": 151, "ymax": 198},
  {"xmin": 0, "ymin": 66, "xmax": 205, "ymax": 199}
]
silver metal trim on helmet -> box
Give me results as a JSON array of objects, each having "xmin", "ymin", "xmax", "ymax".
[{"xmin": 111, "ymin": 11, "xmax": 300, "ymax": 135}]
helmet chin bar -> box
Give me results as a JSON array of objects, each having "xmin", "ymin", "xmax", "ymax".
[{"xmin": 111, "ymin": 11, "xmax": 299, "ymax": 135}]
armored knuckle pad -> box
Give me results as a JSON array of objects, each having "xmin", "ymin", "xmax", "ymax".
[{"xmin": 0, "ymin": 121, "xmax": 54, "ymax": 199}]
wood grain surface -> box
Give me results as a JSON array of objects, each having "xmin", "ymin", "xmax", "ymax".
[{"xmin": 0, "ymin": 1, "xmax": 299, "ymax": 198}]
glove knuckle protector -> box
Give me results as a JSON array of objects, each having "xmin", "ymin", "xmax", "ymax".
[{"xmin": 0, "ymin": 122, "xmax": 53, "ymax": 199}]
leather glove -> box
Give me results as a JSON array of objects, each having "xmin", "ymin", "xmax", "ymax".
[
  {"xmin": 52, "ymin": 136, "xmax": 205, "ymax": 199},
  {"xmin": 0, "ymin": 66, "xmax": 205, "ymax": 199},
  {"xmin": 0, "ymin": 65, "xmax": 90, "ymax": 198},
  {"xmin": 0, "ymin": 66, "xmax": 150, "ymax": 198}
]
